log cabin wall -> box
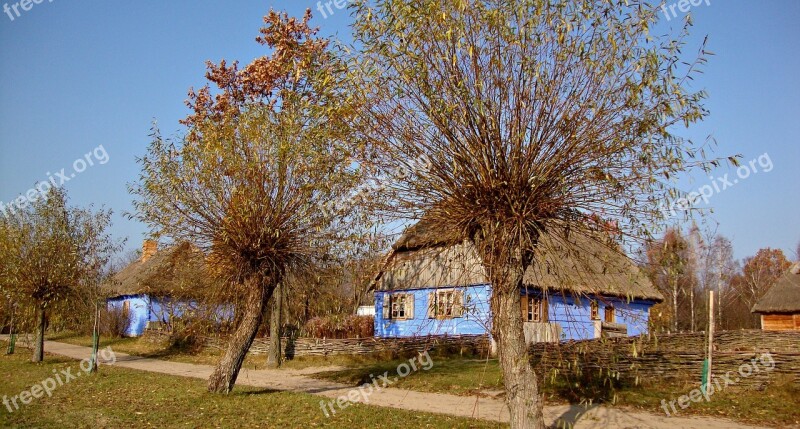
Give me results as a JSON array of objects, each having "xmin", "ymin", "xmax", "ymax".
[{"xmin": 761, "ymin": 314, "xmax": 800, "ymax": 331}]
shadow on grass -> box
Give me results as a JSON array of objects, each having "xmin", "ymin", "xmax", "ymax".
[{"xmin": 238, "ymin": 388, "xmax": 282, "ymax": 396}]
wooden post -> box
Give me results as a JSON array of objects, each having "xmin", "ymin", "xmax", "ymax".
[
  {"xmin": 705, "ymin": 290, "xmax": 715, "ymax": 394},
  {"xmin": 90, "ymin": 301, "xmax": 100, "ymax": 373}
]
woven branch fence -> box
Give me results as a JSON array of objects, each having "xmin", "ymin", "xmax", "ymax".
[{"xmin": 529, "ymin": 330, "xmax": 800, "ymax": 388}]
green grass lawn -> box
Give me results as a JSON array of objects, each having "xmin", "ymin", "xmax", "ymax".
[
  {"xmin": 36, "ymin": 333, "xmax": 800, "ymax": 427},
  {"xmin": 315, "ymin": 356, "xmax": 505, "ymax": 397},
  {"xmin": 314, "ymin": 355, "xmax": 800, "ymax": 427},
  {"xmin": 0, "ymin": 351, "xmax": 504, "ymax": 429},
  {"xmin": 614, "ymin": 376, "xmax": 800, "ymax": 427},
  {"xmin": 47, "ymin": 331, "xmax": 235, "ymax": 366}
]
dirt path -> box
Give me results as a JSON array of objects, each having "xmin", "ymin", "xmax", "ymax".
[{"xmin": 8, "ymin": 338, "xmax": 771, "ymax": 429}]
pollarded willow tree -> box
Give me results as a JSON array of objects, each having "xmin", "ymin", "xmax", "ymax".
[
  {"xmin": 0, "ymin": 187, "xmax": 118, "ymax": 362},
  {"xmin": 351, "ymin": 1, "xmax": 731, "ymax": 427},
  {"xmin": 130, "ymin": 10, "xmax": 369, "ymax": 393}
]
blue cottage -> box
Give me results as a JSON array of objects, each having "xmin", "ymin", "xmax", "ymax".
[
  {"xmin": 373, "ymin": 220, "xmax": 663, "ymax": 343},
  {"xmin": 104, "ymin": 240, "xmax": 224, "ymax": 337}
]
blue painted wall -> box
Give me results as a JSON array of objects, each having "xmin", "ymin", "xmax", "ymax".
[
  {"xmin": 106, "ymin": 295, "xmax": 150, "ymax": 337},
  {"xmin": 375, "ymin": 285, "xmax": 655, "ymax": 340},
  {"xmin": 375, "ymin": 284, "xmax": 493, "ymax": 338},
  {"xmin": 107, "ymin": 295, "xmax": 235, "ymax": 337},
  {"xmin": 527, "ymin": 291, "xmax": 653, "ymax": 340}
]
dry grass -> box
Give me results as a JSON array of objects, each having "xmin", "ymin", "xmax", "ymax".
[
  {"xmin": 40, "ymin": 333, "xmax": 799, "ymax": 427},
  {"xmin": 0, "ymin": 350, "xmax": 503, "ymax": 428}
]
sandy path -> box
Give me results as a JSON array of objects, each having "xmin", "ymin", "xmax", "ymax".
[{"xmin": 5, "ymin": 338, "xmax": 771, "ymax": 429}]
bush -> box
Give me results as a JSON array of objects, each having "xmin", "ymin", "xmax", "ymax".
[
  {"xmin": 303, "ymin": 315, "xmax": 374, "ymax": 339},
  {"xmin": 100, "ymin": 306, "xmax": 131, "ymax": 338},
  {"xmin": 166, "ymin": 316, "xmax": 217, "ymax": 354}
]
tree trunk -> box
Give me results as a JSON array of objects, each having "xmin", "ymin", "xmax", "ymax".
[
  {"xmin": 32, "ymin": 304, "xmax": 45, "ymax": 362},
  {"xmin": 208, "ymin": 276, "xmax": 273, "ymax": 393},
  {"xmin": 491, "ymin": 283, "xmax": 546, "ymax": 429},
  {"xmin": 690, "ymin": 286, "xmax": 695, "ymax": 332},
  {"xmin": 473, "ymin": 225, "xmax": 545, "ymax": 429},
  {"xmin": 303, "ymin": 294, "xmax": 309, "ymax": 324},
  {"xmin": 672, "ymin": 280, "xmax": 679, "ymax": 332},
  {"xmin": 267, "ymin": 282, "xmax": 282, "ymax": 368}
]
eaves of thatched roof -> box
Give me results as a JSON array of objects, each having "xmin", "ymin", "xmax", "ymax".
[
  {"xmin": 377, "ymin": 219, "xmax": 664, "ymax": 303},
  {"xmin": 752, "ymin": 263, "xmax": 800, "ymax": 314},
  {"xmin": 103, "ymin": 243, "xmax": 205, "ymax": 299}
]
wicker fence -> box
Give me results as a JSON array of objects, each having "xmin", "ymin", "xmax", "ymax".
[
  {"xmin": 530, "ymin": 330, "xmax": 800, "ymax": 387},
  {"xmin": 143, "ymin": 330, "xmax": 491, "ymax": 359}
]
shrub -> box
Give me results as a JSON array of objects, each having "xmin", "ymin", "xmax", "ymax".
[
  {"xmin": 303, "ymin": 315, "xmax": 374, "ymax": 339},
  {"xmin": 165, "ymin": 316, "xmax": 217, "ymax": 354},
  {"xmin": 100, "ymin": 306, "xmax": 131, "ymax": 338}
]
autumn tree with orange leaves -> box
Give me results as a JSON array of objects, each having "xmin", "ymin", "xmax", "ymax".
[
  {"xmin": 131, "ymin": 10, "xmax": 370, "ymax": 393},
  {"xmin": 727, "ymin": 248, "xmax": 791, "ymax": 328}
]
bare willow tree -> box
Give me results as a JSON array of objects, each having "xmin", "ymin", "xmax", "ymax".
[
  {"xmin": 351, "ymin": 1, "xmax": 728, "ymax": 427},
  {"xmin": 130, "ymin": 10, "xmax": 368, "ymax": 393},
  {"xmin": 0, "ymin": 187, "xmax": 118, "ymax": 362}
]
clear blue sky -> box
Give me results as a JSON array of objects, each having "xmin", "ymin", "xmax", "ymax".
[{"xmin": 1, "ymin": 1, "xmax": 798, "ymax": 262}]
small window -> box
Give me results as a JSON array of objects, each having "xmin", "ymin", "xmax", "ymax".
[
  {"xmin": 384, "ymin": 294, "xmax": 413, "ymax": 320},
  {"xmin": 525, "ymin": 297, "xmax": 547, "ymax": 322},
  {"xmin": 590, "ymin": 301, "xmax": 599, "ymax": 320},
  {"xmin": 392, "ymin": 295, "xmax": 407, "ymax": 319},
  {"xmin": 604, "ymin": 306, "xmax": 615, "ymax": 323},
  {"xmin": 428, "ymin": 290, "xmax": 464, "ymax": 319},
  {"xmin": 436, "ymin": 291, "xmax": 455, "ymax": 317}
]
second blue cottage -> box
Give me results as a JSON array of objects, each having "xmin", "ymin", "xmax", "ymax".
[{"xmin": 373, "ymin": 219, "xmax": 664, "ymax": 343}]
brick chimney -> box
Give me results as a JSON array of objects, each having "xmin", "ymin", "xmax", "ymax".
[{"xmin": 141, "ymin": 240, "xmax": 158, "ymax": 263}]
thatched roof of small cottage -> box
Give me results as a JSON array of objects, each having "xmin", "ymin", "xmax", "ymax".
[
  {"xmin": 377, "ymin": 219, "xmax": 663, "ymax": 302},
  {"xmin": 752, "ymin": 263, "xmax": 800, "ymax": 314},
  {"xmin": 103, "ymin": 242, "xmax": 209, "ymax": 299}
]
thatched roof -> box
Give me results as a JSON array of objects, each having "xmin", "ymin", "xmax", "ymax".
[
  {"xmin": 103, "ymin": 242, "xmax": 208, "ymax": 298},
  {"xmin": 377, "ymin": 219, "xmax": 663, "ymax": 302},
  {"xmin": 752, "ymin": 263, "xmax": 800, "ymax": 314}
]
